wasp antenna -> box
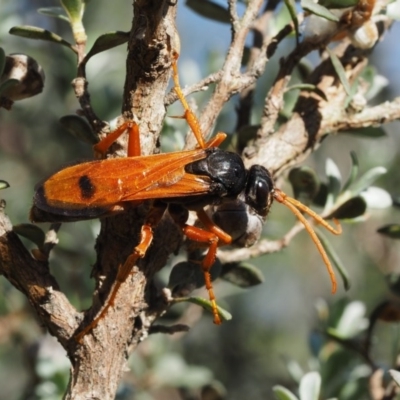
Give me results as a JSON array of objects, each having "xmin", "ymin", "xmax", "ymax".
[
  {"xmin": 273, "ymin": 189, "xmax": 338, "ymax": 294},
  {"xmin": 276, "ymin": 190, "xmax": 342, "ymax": 235}
]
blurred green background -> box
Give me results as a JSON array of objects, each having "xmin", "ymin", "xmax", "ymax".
[{"xmin": 1, "ymin": 1, "xmax": 400, "ymax": 399}]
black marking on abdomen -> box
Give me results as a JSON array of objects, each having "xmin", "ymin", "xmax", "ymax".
[{"xmin": 79, "ymin": 175, "xmax": 95, "ymax": 199}]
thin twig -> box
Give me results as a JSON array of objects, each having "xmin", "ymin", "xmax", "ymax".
[
  {"xmin": 164, "ymin": 70, "xmax": 223, "ymax": 106},
  {"xmin": 218, "ymin": 221, "xmax": 304, "ymax": 263},
  {"xmin": 228, "ymin": 0, "xmax": 240, "ymax": 27},
  {"xmin": 72, "ymin": 30, "xmax": 106, "ymax": 134},
  {"xmin": 186, "ymin": 0, "xmax": 265, "ymax": 148},
  {"xmin": 333, "ymin": 97, "xmax": 400, "ymax": 131}
]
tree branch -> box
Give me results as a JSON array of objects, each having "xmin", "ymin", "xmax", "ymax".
[{"xmin": 0, "ymin": 203, "xmax": 78, "ymax": 345}]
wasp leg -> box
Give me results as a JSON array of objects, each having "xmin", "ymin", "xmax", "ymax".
[
  {"xmin": 169, "ymin": 205, "xmax": 232, "ymax": 325},
  {"xmin": 170, "ymin": 56, "xmax": 227, "ymax": 149},
  {"xmin": 75, "ymin": 203, "xmax": 167, "ymax": 342},
  {"xmin": 195, "ymin": 208, "xmax": 232, "ymax": 244},
  {"xmin": 93, "ymin": 120, "xmax": 140, "ymax": 158},
  {"xmin": 171, "ymin": 54, "xmax": 206, "ymax": 149}
]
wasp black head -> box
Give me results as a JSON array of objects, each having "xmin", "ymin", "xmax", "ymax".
[
  {"xmin": 185, "ymin": 148, "xmax": 247, "ymax": 198},
  {"xmin": 245, "ymin": 165, "xmax": 274, "ymax": 217}
]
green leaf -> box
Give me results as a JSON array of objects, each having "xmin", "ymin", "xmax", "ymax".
[
  {"xmin": 85, "ymin": 31, "xmax": 129, "ymax": 61},
  {"xmin": 342, "ymin": 151, "xmax": 359, "ymax": 192},
  {"xmin": 284, "ymin": 0, "xmax": 299, "ymax": 43},
  {"xmin": 0, "ymin": 180, "xmax": 10, "ymax": 190},
  {"xmin": 326, "ymin": 47, "xmax": 351, "ymax": 95},
  {"xmin": 359, "ymin": 67, "xmax": 387, "ymax": 101},
  {"xmin": 343, "ymin": 77, "xmax": 359, "ymax": 109},
  {"xmin": 273, "ymin": 385, "xmax": 299, "ymax": 400},
  {"xmin": 329, "ymin": 301, "xmax": 368, "ymax": 338},
  {"xmin": 343, "ymin": 127, "xmax": 386, "ymax": 138},
  {"xmin": 366, "ymin": 74, "xmax": 389, "ymax": 101},
  {"xmin": 0, "ymin": 47, "xmax": 5, "ymax": 76},
  {"xmin": 326, "ymin": 158, "xmax": 342, "ymax": 194},
  {"xmin": 319, "ymin": 0, "xmax": 359, "ymax": 8},
  {"xmin": 360, "ymin": 187, "xmax": 392, "ymax": 209},
  {"xmin": 301, "ymin": 0, "xmax": 340, "ymax": 21},
  {"xmin": 9, "ymin": 26, "xmax": 74, "ymax": 51},
  {"xmin": 37, "ymin": 7, "xmax": 70, "ymax": 23},
  {"xmin": 0, "ymin": 79, "xmax": 19, "ymax": 97},
  {"xmin": 316, "ymin": 229, "xmax": 351, "ymax": 291},
  {"xmin": 169, "ymin": 259, "xmax": 222, "ymax": 295},
  {"xmin": 186, "ymin": 0, "xmax": 231, "ymax": 23},
  {"xmin": 13, "ymin": 223, "xmax": 46, "ymax": 248},
  {"xmin": 60, "ymin": 0, "xmax": 86, "ymax": 43},
  {"xmin": 285, "ymin": 359, "xmax": 305, "ymax": 383},
  {"xmin": 289, "ymin": 166, "xmax": 320, "ymax": 205},
  {"xmin": 377, "ymin": 224, "xmax": 400, "ymax": 239},
  {"xmin": 59, "ymin": 115, "xmax": 98, "ymax": 145},
  {"xmin": 286, "ymin": 84, "xmax": 328, "ymax": 101},
  {"xmin": 271, "ymin": 2, "xmax": 296, "ymax": 38},
  {"xmin": 220, "ymin": 263, "xmax": 264, "ymax": 288},
  {"xmin": 329, "ymin": 196, "xmax": 367, "ymax": 219},
  {"xmin": 361, "ymin": 65, "xmax": 376, "ymax": 87},
  {"xmin": 168, "ymin": 261, "xmax": 204, "ymax": 294},
  {"xmin": 325, "ymin": 158, "xmax": 342, "ymax": 209},
  {"xmin": 281, "ymin": 89, "xmax": 298, "ymax": 120},
  {"xmin": 61, "ymin": 0, "xmax": 85, "ymax": 24},
  {"xmin": 174, "ymin": 296, "xmax": 232, "ymax": 322},
  {"xmin": 313, "ymin": 183, "xmax": 328, "ymax": 207},
  {"xmin": 297, "ymin": 58, "xmax": 314, "ymax": 80},
  {"xmin": 299, "ymin": 372, "xmax": 321, "ymax": 400},
  {"xmin": 348, "ymin": 166, "xmax": 387, "ymax": 196}
]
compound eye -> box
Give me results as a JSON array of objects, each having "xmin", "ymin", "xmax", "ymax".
[
  {"xmin": 248, "ymin": 178, "xmax": 269, "ymax": 208},
  {"xmin": 245, "ymin": 166, "xmax": 273, "ymax": 216}
]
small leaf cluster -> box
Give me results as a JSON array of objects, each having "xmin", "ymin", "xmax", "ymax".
[
  {"xmin": 289, "ymin": 153, "xmax": 390, "ymax": 290},
  {"xmin": 274, "ymin": 299, "xmax": 379, "ymax": 400},
  {"xmin": 7, "ymin": 1, "xmax": 129, "ymax": 144},
  {"xmin": 9, "ymin": 2, "xmax": 129, "ymax": 61},
  {"xmin": 168, "ymin": 256, "xmax": 264, "ymax": 322},
  {"xmin": 274, "ymin": 371, "xmax": 323, "ymax": 400}
]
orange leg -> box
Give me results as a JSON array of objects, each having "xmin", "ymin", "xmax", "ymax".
[
  {"xmin": 196, "ymin": 208, "xmax": 232, "ymax": 244},
  {"xmin": 204, "ymin": 133, "xmax": 227, "ymax": 148},
  {"xmin": 93, "ymin": 120, "xmax": 141, "ymax": 158},
  {"xmin": 171, "ymin": 56, "xmax": 228, "ymax": 150},
  {"xmin": 171, "ymin": 54, "xmax": 206, "ymax": 150},
  {"xmin": 92, "ymin": 57, "xmax": 225, "ymax": 158},
  {"xmin": 170, "ymin": 207, "xmax": 232, "ymax": 325},
  {"xmin": 75, "ymin": 203, "xmax": 167, "ymax": 342}
]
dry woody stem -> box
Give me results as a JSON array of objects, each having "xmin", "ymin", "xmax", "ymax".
[{"xmin": 1, "ymin": 1, "xmax": 400, "ymax": 399}]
